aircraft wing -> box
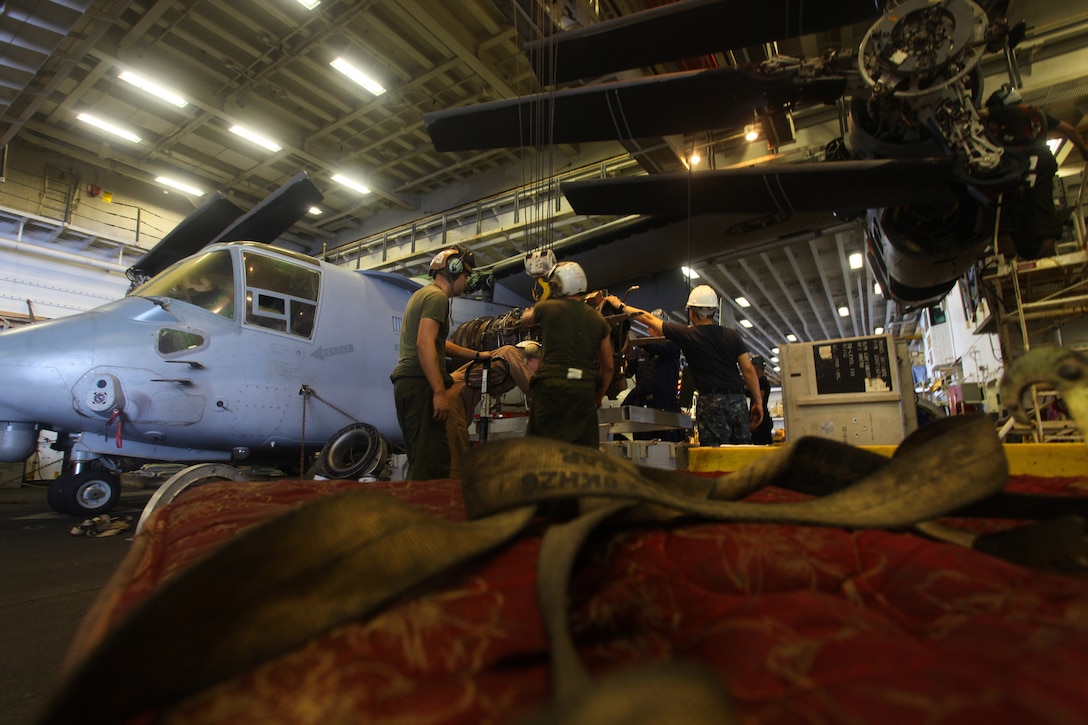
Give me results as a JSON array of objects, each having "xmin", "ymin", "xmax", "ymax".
[
  {"xmin": 560, "ymin": 159, "xmax": 959, "ymax": 216},
  {"xmin": 526, "ymin": 0, "xmax": 881, "ymax": 85},
  {"xmin": 424, "ymin": 68, "xmax": 848, "ymax": 152},
  {"xmin": 215, "ymin": 171, "xmax": 323, "ymax": 244},
  {"xmin": 129, "ymin": 194, "xmax": 244, "ymax": 280}
]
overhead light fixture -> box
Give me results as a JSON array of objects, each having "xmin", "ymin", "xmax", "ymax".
[
  {"xmin": 744, "ymin": 123, "xmax": 761, "ymax": 142},
  {"xmin": 76, "ymin": 113, "xmax": 141, "ymax": 143},
  {"xmin": 229, "ymin": 124, "xmax": 282, "ymax": 152},
  {"xmin": 739, "ymin": 319, "xmax": 753, "ymax": 328},
  {"xmin": 155, "ymin": 176, "xmax": 205, "ymax": 196},
  {"xmin": 330, "ymin": 57, "xmax": 386, "ymax": 96},
  {"xmin": 773, "ymin": 365, "xmax": 780, "ymax": 372},
  {"xmin": 848, "ymin": 252, "xmax": 864, "ymax": 269},
  {"xmin": 332, "ymin": 173, "xmax": 371, "ymax": 195},
  {"xmin": 874, "ymin": 282, "xmax": 883, "ymax": 296},
  {"xmin": 296, "ymin": 0, "xmax": 320, "ymax": 8},
  {"xmin": 875, "ymin": 326, "xmax": 885, "ymax": 335},
  {"xmin": 786, "ymin": 334, "xmax": 797, "ymax": 342},
  {"xmin": 734, "ymin": 296, "xmax": 750, "ymax": 308},
  {"xmin": 681, "ymin": 266, "xmax": 700, "ymax": 279},
  {"xmin": 689, "ymin": 151, "xmax": 701, "ymax": 165},
  {"xmin": 308, "ymin": 206, "xmax": 322, "ymax": 215},
  {"xmin": 838, "ymin": 305, "xmax": 850, "ymax": 317},
  {"xmin": 771, "ymin": 347, "xmax": 779, "ymax": 354},
  {"xmin": 770, "ymin": 356, "xmax": 778, "ymax": 363},
  {"xmin": 1047, "ymin": 138, "xmax": 1064, "ymax": 156},
  {"xmin": 118, "ymin": 70, "xmax": 187, "ymax": 108}
]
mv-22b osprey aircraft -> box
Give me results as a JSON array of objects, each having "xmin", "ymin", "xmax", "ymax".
[{"xmin": 0, "ymin": 172, "xmax": 509, "ymax": 516}]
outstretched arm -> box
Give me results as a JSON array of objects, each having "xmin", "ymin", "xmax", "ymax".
[
  {"xmin": 1051, "ymin": 120, "xmax": 1088, "ymax": 162},
  {"xmin": 603, "ymin": 295, "xmax": 664, "ymax": 336}
]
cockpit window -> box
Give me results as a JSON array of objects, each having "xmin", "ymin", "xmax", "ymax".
[
  {"xmin": 242, "ymin": 252, "xmax": 320, "ymax": 338},
  {"xmin": 132, "ymin": 250, "xmax": 236, "ymax": 319}
]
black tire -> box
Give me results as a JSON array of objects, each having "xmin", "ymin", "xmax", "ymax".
[
  {"xmin": 46, "ymin": 479, "xmax": 71, "ymax": 515},
  {"xmin": 315, "ymin": 423, "xmax": 389, "ymax": 480},
  {"xmin": 63, "ymin": 471, "xmax": 121, "ymax": 516}
]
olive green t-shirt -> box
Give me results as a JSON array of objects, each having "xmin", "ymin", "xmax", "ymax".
[
  {"xmin": 390, "ymin": 284, "xmax": 452, "ymax": 385},
  {"xmin": 532, "ymin": 297, "xmax": 610, "ymax": 384}
]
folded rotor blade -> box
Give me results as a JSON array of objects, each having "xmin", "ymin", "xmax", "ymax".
[
  {"xmin": 129, "ymin": 194, "xmax": 243, "ymax": 280},
  {"xmin": 425, "ymin": 67, "xmax": 847, "ymax": 152},
  {"xmin": 527, "ymin": 0, "xmax": 882, "ymax": 85},
  {"xmin": 215, "ymin": 171, "xmax": 324, "ymax": 244},
  {"xmin": 561, "ymin": 159, "xmax": 958, "ymax": 216}
]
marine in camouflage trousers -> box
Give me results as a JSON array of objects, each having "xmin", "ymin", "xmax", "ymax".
[{"xmin": 695, "ymin": 393, "xmax": 751, "ymax": 446}]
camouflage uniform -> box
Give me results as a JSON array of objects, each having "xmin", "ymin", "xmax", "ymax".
[{"xmin": 695, "ymin": 393, "xmax": 751, "ymax": 446}]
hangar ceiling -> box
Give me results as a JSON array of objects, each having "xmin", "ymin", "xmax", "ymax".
[{"xmin": 1, "ymin": 0, "xmax": 1087, "ymax": 380}]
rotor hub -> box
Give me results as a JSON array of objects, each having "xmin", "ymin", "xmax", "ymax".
[{"xmin": 859, "ymin": 0, "xmax": 988, "ymax": 98}]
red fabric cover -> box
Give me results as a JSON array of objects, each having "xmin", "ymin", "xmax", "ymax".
[{"xmin": 99, "ymin": 475, "xmax": 1088, "ymax": 723}]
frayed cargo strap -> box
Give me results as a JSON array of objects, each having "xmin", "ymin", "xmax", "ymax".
[{"xmin": 461, "ymin": 414, "xmax": 1007, "ymax": 530}]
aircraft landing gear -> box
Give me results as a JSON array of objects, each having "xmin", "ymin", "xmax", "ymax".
[{"xmin": 47, "ymin": 469, "xmax": 121, "ymax": 516}]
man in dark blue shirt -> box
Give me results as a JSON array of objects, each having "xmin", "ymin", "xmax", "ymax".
[{"xmin": 608, "ymin": 286, "xmax": 762, "ymax": 445}]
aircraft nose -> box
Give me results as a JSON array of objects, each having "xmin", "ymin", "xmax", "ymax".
[{"xmin": 0, "ymin": 315, "xmax": 95, "ymax": 426}]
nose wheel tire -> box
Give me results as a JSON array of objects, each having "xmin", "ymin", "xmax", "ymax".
[{"xmin": 49, "ymin": 471, "xmax": 121, "ymax": 516}]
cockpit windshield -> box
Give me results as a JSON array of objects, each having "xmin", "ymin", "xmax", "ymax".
[{"xmin": 132, "ymin": 249, "xmax": 236, "ymax": 319}]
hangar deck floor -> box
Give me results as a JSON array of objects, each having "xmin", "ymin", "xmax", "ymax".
[{"xmin": 0, "ymin": 484, "xmax": 154, "ymax": 725}]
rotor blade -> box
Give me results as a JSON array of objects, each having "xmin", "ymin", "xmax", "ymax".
[
  {"xmin": 527, "ymin": 0, "xmax": 881, "ymax": 85},
  {"xmin": 425, "ymin": 67, "xmax": 847, "ymax": 151},
  {"xmin": 215, "ymin": 171, "xmax": 324, "ymax": 244},
  {"xmin": 129, "ymin": 194, "xmax": 243, "ymax": 280},
  {"xmin": 560, "ymin": 159, "xmax": 958, "ymax": 216}
]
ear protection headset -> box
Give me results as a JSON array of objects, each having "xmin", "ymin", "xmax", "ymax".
[{"xmin": 447, "ymin": 253, "xmax": 465, "ymax": 275}]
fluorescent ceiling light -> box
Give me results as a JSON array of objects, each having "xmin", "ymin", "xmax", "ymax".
[
  {"xmin": 118, "ymin": 71, "xmax": 187, "ymax": 108},
  {"xmin": 155, "ymin": 176, "xmax": 205, "ymax": 196},
  {"xmin": 229, "ymin": 124, "xmax": 282, "ymax": 152},
  {"xmin": 874, "ymin": 282, "xmax": 883, "ymax": 296},
  {"xmin": 296, "ymin": 0, "xmax": 320, "ymax": 8},
  {"xmin": 332, "ymin": 173, "xmax": 370, "ymax": 195},
  {"xmin": 739, "ymin": 319, "xmax": 753, "ymax": 328},
  {"xmin": 786, "ymin": 334, "xmax": 797, "ymax": 342},
  {"xmin": 1047, "ymin": 138, "xmax": 1063, "ymax": 155},
  {"xmin": 330, "ymin": 57, "xmax": 386, "ymax": 96},
  {"xmin": 848, "ymin": 252, "xmax": 864, "ymax": 269},
  {"xmin": 838, "ymin": 305, "xmax": 850, "ymax": 317},
  {"xmin": 76, "ymin": 113, "xmax": 141, "ymax": 143},
  {"xmin": 308, "ymin": 206, "xmax": 322, "ymax": 215},
  {"xmin": 681, "ymin": 266, "xmax": 700, "ymax": 279},
  {"xmin": 734, "ymin": 296, "xmax": 750, "ymax": 307},
  {"xmin": 874, "ymin": 326, "xmax": 885, "ymax": 335}
]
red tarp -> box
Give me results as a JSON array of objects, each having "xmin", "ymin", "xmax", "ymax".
[{"xmin": 72, "ymin": 474, "xmax": 1088, "ymax": 723}]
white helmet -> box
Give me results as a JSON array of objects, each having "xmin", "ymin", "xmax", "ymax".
[
  {"xmin": 547, "ymin": 261, "xmax": 587, "ymax": 297},
  {"xmin": 986, "ymin": 83, "xmax": 1022, "ymax": 108},
  {"xmin": 515, "ymin": 339, "xmax": 542, "ymax": 358},
  {"xmin": 685, "ymin": 284, "xmax": 718, "ymax": 309}
]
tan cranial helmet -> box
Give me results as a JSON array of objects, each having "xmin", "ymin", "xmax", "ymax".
[{"xmin": 428, "ymin": 245, "xmax": 475, "ymax": 277}]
